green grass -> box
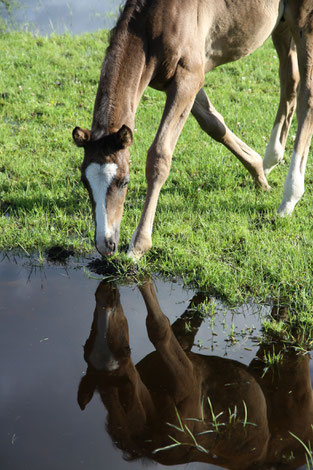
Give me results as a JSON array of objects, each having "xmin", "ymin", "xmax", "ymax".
[{"xmin": 1, "ymin": 31, "xmax": 313, "ymax": 322}]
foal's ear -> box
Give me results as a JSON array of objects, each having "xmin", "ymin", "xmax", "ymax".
[
  {"xmin": 77, "ymin": 375, "xmax": 96, "ymax": 410},
  {"xmin": 72, "ymin": 127, "xmax": 91, "ymax": 147},
  {"xmin": 115, "ymin": 125, "xmax": 133, "ymax": 149}
]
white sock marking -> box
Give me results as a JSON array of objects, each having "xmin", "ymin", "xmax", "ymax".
[
  {"xmin": 277, "ymin": 151, "xmax": 304, "ymax": 216},
  {"xmin": 263, "ymin": 123, "xmax": 284, "ymax": 176}
]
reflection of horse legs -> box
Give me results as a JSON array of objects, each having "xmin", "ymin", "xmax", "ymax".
[
  {"xmin": 170, "ymin": 292, "xmax": 208, "ymax": 351},
  {"xmin": 250, "ymin": 341, "xmax": 313, "ymax": 464},
  {"xmin": 139, "ymin": 279, "xmax": 195, "ymax": 403},
  {"xmin": 250, "ymin": 300, "xmax": 313, "ymax": 460},
  {"xmin": 139, "ymin": 279, "xmax": 271, "ymax": 466}
]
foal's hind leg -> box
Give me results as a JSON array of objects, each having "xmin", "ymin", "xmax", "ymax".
[
  {"xmin": 277, "ymin": 12, "xmax": 313, "ymax": 216},
  {"xmin": 263, "ymin": 26, "xmax": 299, "ymax": 176},
  {"xmin": 128, "ymin": 66, "xmax": 203, "ymax": 258},
  {"xmin": 191, "ymin": 88, "xmax": 269, "ymax": 189}
]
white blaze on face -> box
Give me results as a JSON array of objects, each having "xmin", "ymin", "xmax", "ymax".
[
  {"xmin": 85, "ymin": 162, "xmax": 118, "ymax": 252},
  {"xmin": 88, "ymin": 308, "xmax": 119, "ymax": 371}
]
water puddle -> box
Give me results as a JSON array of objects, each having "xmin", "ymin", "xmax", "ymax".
[
  {"xmin": 0, "ymin": 254, "xmax": 312, "ymax": 470},
  {"xmin": 2, "ymin": 0, "xmax": 122, "ymax": 35}
]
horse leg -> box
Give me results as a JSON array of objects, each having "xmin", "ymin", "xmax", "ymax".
[
  {"xmin": 191, "ymin": 88, "xmax": 269, "ymax": 189},
  {"xmin": 139, "ymin": 279, "xmax": 195, "ymax": 402},
  {"xmin": 277, "ymin": 12, "xmax": 313, "ymax": 216},
  {"xmin": 170, "ymin": 292, "xmax": 208, "ymax": 352},
  {"xmin": 128, "ymin": 66, "xmax": 203, "ymax": 258},
  {"xmin": 263, "ymin": 25, "xmax": 299, "ymax": 176}
]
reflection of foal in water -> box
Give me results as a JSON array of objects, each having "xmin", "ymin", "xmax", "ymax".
[{"xmin": 78, "ymin": 280, "xmax": 313, "ymax": 469}]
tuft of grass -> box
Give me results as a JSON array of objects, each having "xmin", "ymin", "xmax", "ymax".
[
  {"xmin": 262, "ymin": 311, "xmax": 313, "ymax": 350},
  {"xmin": 261, "ymin": 345, "xmax": 285, "ymax": 377},
  {"xmin": 1, "ymin": 30, "xmax": 313, "ymax": 333}
]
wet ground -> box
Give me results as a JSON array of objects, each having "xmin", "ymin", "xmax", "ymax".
[{"xmin": 1, "ymin": 253, "xmax": 312, "ymax": 470}]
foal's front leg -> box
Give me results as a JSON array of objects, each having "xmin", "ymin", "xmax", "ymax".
[
  {"xmin": 263, "ymin": 26, "xmax": 299, "ymax": 176},
  {"xmin": 128, "ymin": 66, "xmax": 203, "ymax": 259}
]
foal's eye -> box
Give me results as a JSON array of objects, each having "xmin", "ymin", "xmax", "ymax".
[{"xmin": 118, "ymin": 177, "xmax": 129, "ymax": 189}]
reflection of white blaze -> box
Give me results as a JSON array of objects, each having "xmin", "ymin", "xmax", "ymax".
[
  {"xmin": 89, "ymin": 308, "xmax": 119, "ymax": 371},
  {"xmin": 85, "ymin": 163, "xmax": 118, "ymax": 251}
]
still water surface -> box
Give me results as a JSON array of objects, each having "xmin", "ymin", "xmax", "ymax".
[
  {"xmin": 1, "ymin": 254, "xmax": 312, "ymax": 469},
  {"xmin": 3, "ymin": 0, "xmax": 122, "ymax": 34}
]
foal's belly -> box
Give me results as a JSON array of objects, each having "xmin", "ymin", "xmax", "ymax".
[
  {"xmin": 203, "ymin": 0, "xmax": 285, "ymax": 70},
  {"xmin": 148, "ymin": 0, "xmax": 285, "ymax": 89}
]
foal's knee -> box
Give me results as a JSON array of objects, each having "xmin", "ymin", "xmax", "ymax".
[{"xmin": 146, "ymin": 145, "xmax": 172, "ymax": 185}]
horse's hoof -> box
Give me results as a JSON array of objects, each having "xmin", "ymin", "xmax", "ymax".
[
  {"xmin": 127, "ymin": 242, "xmax": 151, "ymax": 260},
  {"xmin": 127, "ymin": 229, "xmax": 152, "ymax": 259},
  {"xmin": 256, "ymin": 177, "xmax": 271, "ymax": 191},
  {"xmin": 127, "ymin": 249, "xmax": 142, "ymax": 261},
  {"xmin": 277, "ymin": 203, "xmax": 294, "ymax": 217},
  {"xmin": 263, "ymin": 147, "xmax": 284, "ymax": 177}
]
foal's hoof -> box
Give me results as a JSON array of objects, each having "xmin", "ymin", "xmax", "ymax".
[
  {"xmin": 256, "ymin": 175, "xmax": 271, "ymax": 191},
  {"xmin": 127, "ymin": 244, "xmax": 150, "ymax": 260},
  {"xmin": 263, "ymin": 148, "xmax": 284, "ymax": 177},
  {"xmin": 127, "ymin": 249, "xmax": 142, "ymax": 261},
  {"xmin": 127, "ymin": 242, "xmax": 151, "ymax": 260},
  {"xmin": 277, "ymin": 202, "xmax": 295, "ymax": 217},
  {"xmin": 127, "ymin": 229, "xmax": 152, "ymax": 260}
]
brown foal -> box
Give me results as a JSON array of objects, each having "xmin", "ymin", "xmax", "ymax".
[{"xmin": 73, "ymin": 0, "xmax": 313, "ymax": 258}]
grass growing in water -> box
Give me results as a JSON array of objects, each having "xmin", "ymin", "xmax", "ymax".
[
  {"xmin": 1, "ymin": 31, "xmax": 313, "ymax": 329},
  {"xmin": 153, "ymin": 399, "xmax": 256, "ymax": 456},
  {"xmin": 289, "ymin": 430, "xmax": 313, "ymax": 469}
]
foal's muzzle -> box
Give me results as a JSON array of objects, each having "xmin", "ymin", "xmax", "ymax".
[{"xmin": 96, "ymin": 236, "xmax": 118, "ymax": 257}]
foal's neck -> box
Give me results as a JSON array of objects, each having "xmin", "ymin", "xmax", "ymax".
[{"xmin": 91, "ymin": 26, "xmax": 151, "ymax": 139}]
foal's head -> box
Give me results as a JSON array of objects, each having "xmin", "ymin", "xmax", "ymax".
[{"xmin": 73, "ymin": 125, "xmax": 133, "ymax": 256}]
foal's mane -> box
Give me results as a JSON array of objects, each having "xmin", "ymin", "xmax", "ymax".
[
  {"xmin": 108, "ymin": 0, "xmax": 147, "ymax": 45},
  {"xmin": 91, "ymin": 0, "xmax": 148, "ymax": 137}
]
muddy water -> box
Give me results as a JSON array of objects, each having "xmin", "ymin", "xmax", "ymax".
[{"xmin": 0, "ymin": 254, "xmax": 311, "ymax": 470}]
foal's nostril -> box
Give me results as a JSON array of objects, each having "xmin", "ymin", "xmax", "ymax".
[{"xmin": 106, "ymin": 239, "xmax": 116, "ymax": 253}]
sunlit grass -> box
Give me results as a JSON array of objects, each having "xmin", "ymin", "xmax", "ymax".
[{"xmin": 1, "ymin": 31, "xmax": 313, "ymax": 327}]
